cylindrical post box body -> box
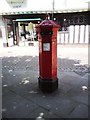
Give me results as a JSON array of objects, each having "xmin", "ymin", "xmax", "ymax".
[{"xmin": 36, "ymin": 19, "xmax": 60, "ymax": 92}]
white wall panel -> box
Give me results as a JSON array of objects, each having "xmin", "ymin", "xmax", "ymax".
[
  {"xmin": 79, "ymin": 25, "xmax": 84, "ymax": 43},
  {"xmin": 69, "ymin": 25, "xmax": 74, "ymax": 43},
  {"xmin": 74, "ymin": 25, "xmax": 79, "ymax": 43},
  {"xmin": 85, "ymin": 25, "xmax": 89, "ymax": 43}
]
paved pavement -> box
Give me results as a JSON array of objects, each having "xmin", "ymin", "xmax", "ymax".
[{"xmin": 0, "ymin": 44, "xmax": 89, "ymax": 119}]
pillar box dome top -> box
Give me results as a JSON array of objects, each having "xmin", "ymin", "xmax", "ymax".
[
  {"xmin": 36, "ymin": 15, "xmax": 60, "ymax": 31},
  {"xmin": 36, "ymin": 19, "xmax": 60, "ymax": 29}
]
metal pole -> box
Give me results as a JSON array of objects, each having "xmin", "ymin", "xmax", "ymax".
[
  {"xmin": 12, "ymin": 21, "xmax": 16, "ymax": 45},
  {"xmin": 52, "ymin": 0, "xmax": 54, "ymax": 20}
]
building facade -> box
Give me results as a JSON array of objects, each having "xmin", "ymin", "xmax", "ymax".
[{"xmin": 0, "ymin": 0, "xmax": 90, "ymax": 46}]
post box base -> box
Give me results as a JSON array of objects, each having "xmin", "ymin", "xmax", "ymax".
[{"xmin": 38, "ymin": 77, "xmax": 58, "ymax": 93}]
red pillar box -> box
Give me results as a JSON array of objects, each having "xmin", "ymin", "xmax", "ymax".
[{"xmin": 36, "ymin": 18, "xmax": 60, "ymax": 92}]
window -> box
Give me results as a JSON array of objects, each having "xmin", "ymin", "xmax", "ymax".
[
  {"xmin": 62, "ymin": 18, "xmax": 68, "ymax": 31},
  {"xmin": 74, "ymin": 16, "xmax": 79, "ymax": 24},
  {"xmin": 79, "ymin": 15, "xmax": 84, "ymax": 23},
  {"xmin": 69, "ymin": 17, "xmax": 73, "ymax": 24}
]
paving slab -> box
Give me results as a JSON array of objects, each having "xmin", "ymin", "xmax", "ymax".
[
  {"xmin": 26, "ymin": 107, "xmax": 60, "ymax": 118},
  {"xmin": 2, "ymin": 89, "xmax": 38, "ymax": 118},
  {"xmin": 59, "ymin": 75, "xmax": 88, "ymax": 87},
  {"xmin": 67, "ymin": 104, "xmax": 88, "ymax": 118}
]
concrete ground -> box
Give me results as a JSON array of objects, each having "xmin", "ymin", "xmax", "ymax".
[{"xmin": 0, "ymin": 43, "xmax": 89, "ymax": 119}]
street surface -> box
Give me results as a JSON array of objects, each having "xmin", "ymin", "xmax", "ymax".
[{"xmin": 0, "ymin": 43, "xmax": 89, "ymax": 119}]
